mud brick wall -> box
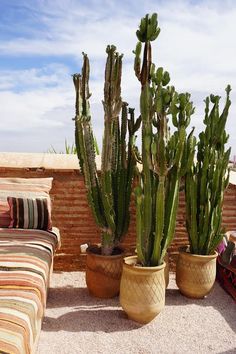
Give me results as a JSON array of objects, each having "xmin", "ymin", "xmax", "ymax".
[{"xmin": 0, "ymin": 154, "xmax": 236, "ymax": 271}]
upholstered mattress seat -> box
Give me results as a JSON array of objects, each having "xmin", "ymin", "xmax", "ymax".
[{"xmin": 0, "ymin": 227, "xmax": 60, "ymax": 354}]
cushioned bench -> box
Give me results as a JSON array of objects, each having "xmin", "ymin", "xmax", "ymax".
[
  {"xmin": 0, "ymin": 177, "xmax": 60, "ymax": 353},
  {"xmin": 0, "ymin": 227, "xmax": 60, "ymax": 354}
]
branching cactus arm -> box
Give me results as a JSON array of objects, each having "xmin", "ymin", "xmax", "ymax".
[
  {"xmin": 134, "ymin": 13, "xmax": 161, "ymax": 265},
  {"xmin": 74, "ymin": 47, "xmax": 140, "ymax": 255},
  {"xmin": 185, "ymin": 86, "xmax": 231, "ymax": 255},
  {"xmin": 73, "ymin": 55, "xmax": 106, "ymax": 229},
  {"xmin": 134, "ymin": 13, "xmax": 195, "ymax": 266}
]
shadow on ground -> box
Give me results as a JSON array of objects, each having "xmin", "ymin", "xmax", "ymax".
[
  {"xmin": 47, "ymin": 287, "xmax": 119, "ymax": 309},
  {"xmin": 44, "ymin": 276, "xmax": 236, "ymax": 334},
  {"xmin": 44, "ymin": 286, "xmax": 141, "ymax": 332},
  {"xmin": 42, "ymin": 308, "xmax": 142, "ymax": 332}
]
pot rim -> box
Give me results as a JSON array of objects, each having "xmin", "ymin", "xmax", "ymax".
[
  {"xmin": 123, "ymin": 255, "xmax": 166, "ymax": 270},
  {"xmin": 178, "ymin": 245, "xmax": 218, "ymax": 259},
  {"xmin": 86, "ymin": 244, "xmax": 124, "ymax": 258}
]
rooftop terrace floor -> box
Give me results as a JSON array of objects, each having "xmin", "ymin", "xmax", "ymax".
[{"xmin": 37, "ymin": 272, "xmax": 236, "ymax": 354}]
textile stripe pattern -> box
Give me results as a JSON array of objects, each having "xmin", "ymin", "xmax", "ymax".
[
  {"xmin": 0, "ymin": 227, "xmax": 60, "ymax": 354},
  {"xmin": 8, "ymin": 197, "xmax": 51, "ymax": 230},
  {"xmin": 0, "ymin": 177, "xmax": 53, "ymax": 228}
]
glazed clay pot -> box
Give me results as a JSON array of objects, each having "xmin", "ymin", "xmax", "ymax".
[
  {"xmin": 120, "ymin": 256, "xmax": 166, "ymax": 324},
  {"xmin": 176, "ymin": 246, "xmax": 218, "ymax": 299},
  {"xmin": 86, "ymin": 245, "xmax": 124, "ymax": 298}
]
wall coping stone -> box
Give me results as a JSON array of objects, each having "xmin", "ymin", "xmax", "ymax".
[
  {"xmin": 0, "ymin": 152, "xmax": 236, "ymax": 187},
  {"xmin": 0, "ymin": 152, "xmax": 101, "ymax": 171}
]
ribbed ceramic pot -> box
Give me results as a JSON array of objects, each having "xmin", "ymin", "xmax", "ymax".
[
  {"xmin": 176, "ymin": 246, "xmax": 218, "ymax": 299},
  {"xmin": 120, "ymin": 256, "xmax": 166, "ymax": 324},
  {"xmin": 86, "ymin": 245, "xmax": 124, "ymax": 298}
]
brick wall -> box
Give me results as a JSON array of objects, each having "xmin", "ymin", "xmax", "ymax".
[{"xmin": 0, "ymin": 154, "xmax": 236, "ymax": 271}]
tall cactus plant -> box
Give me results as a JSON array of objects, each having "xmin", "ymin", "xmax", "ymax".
[
  {"xmin": 73, "ymin": 46, "xmax": 140, "ymax": 256},
  {"xmin": 185, "ymin": 86, "xmax": 231, "ymax": 255},
  {"xmin": 134, "ymin": 13, "xmax": 195, "ymax": 266}
]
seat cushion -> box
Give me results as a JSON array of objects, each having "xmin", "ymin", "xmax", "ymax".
[{"xmin": 0, "ymin": 227, "xmax": 60, "ymax": 354}]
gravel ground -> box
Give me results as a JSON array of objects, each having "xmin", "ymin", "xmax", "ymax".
[{"xmin": 37, "ymin": 272, "xmax": 236, "ymax": 354}]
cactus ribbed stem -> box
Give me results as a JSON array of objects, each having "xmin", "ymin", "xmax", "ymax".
[
  {"xmin": 151, "ymin": 175, "xmax": 165, "ymax": 265},
  {"xmin": 134, "ymin": 13, "xmax": 195, "ymax": 266},
  {"xmin": 185, "ymin": 86, "xmax": 231, "ymax": 255},
  {"xmin": 73, "ymin": 47, "xmax": 140, "ymax": 255}
]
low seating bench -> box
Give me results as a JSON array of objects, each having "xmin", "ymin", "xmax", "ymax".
[{"xmin": 0, "ymin": 227, "xmax": 60, "ymax": 354}]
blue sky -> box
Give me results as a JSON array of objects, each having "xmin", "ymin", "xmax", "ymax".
[{"xmin": 0, "ymin": 0, "xmax": 236, "ymax": 154}]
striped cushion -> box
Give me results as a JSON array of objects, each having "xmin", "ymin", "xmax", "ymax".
[
  {"xmin": 0, "ymin": 227, "xmax": 60, "ymax": 354},
  {"xmin": 0, "ymin": 178, "xmax": 53, "ymax": 228},
  {"xmin": 8, "ymin": 197, "xmax": 52, "ymax": 230}
]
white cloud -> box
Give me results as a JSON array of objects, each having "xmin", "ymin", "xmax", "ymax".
[
  {"xmin": 0, "ymin": 64, "xmax": 70, "ymax": 91},
  {"xmin": 1, "ymin": 90, "xmax": 65, "ymax": 127},
  {"xmin": 0, "ymin": 63, "xmax": 74, "ymax": 152}
]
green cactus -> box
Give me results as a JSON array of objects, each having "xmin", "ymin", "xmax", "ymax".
[
  {"xmin": 134, "ymin": 13, "xmax": 195, "ymax": 266},
  {"xmin": 73, "ymin": 46, "xmax": 141, "ymax": 255},
  {"xmin": 185, "ymin": 85, "xmax": 231, "ymax": 255}
]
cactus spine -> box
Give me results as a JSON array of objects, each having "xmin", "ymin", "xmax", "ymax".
[
  {"xmin": 134, "ymin": 13, "xmax": 195, "ymax": 266},
  {"xmin": 185, "ymin": 86, "xmax": 231, "ymax": 255},
  {"xmin": 73, "ymin": 46, "xmax": 140, "ymax": 255}
]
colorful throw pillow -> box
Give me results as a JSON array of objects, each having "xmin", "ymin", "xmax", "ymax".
[
  {"xmin": 7, "ymin": 197, "xmax": 52, "ymax": 230},
  {"xmin": 0, "ymin": 177, "xmax": 53, "ymax": 228}
]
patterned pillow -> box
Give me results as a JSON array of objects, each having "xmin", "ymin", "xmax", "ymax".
[
  {"xmin": 7, "ymin": 196, "xmax": 52, "ymax": 230},
  {"xmin": 0, "ymin": 177, "xmax": 53, "ymax": 228}
]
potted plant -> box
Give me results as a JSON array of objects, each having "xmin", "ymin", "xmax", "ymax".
[
  {"xmin": 119, "ymin": 13, "xmax": 195, "ymax": 324},
  {"xmin": 73, "ymin": 46, "xmax": 140, "ymax": 298},
  {"xmin": 176, "ymin": 86, "xmax": 232, "ymax": 298}
]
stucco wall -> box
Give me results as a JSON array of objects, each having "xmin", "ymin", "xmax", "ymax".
[{"xmin": 0, "ymin": 153, "xmax": 235, "ymax": 271}]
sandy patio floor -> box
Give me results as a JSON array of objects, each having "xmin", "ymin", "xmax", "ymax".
[{"xmin": 37, "ymin": 272, "xmax": 236, "ymax": 354}]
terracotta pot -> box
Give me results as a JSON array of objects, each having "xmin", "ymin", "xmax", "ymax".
[
  {"xmin": 120, "ymin": 256, "xmax": 166, "ymax": 324},
  {"xmin": 164, "ymin": 253, "xmax": 169, "ymax": 288},
  {"xmin": 86, "ymin": 245, "xmax": 124, "ymax": 298},
  {"xmin": 176, "ymin": 246, "xmax": 218, "ymax": 298}
]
